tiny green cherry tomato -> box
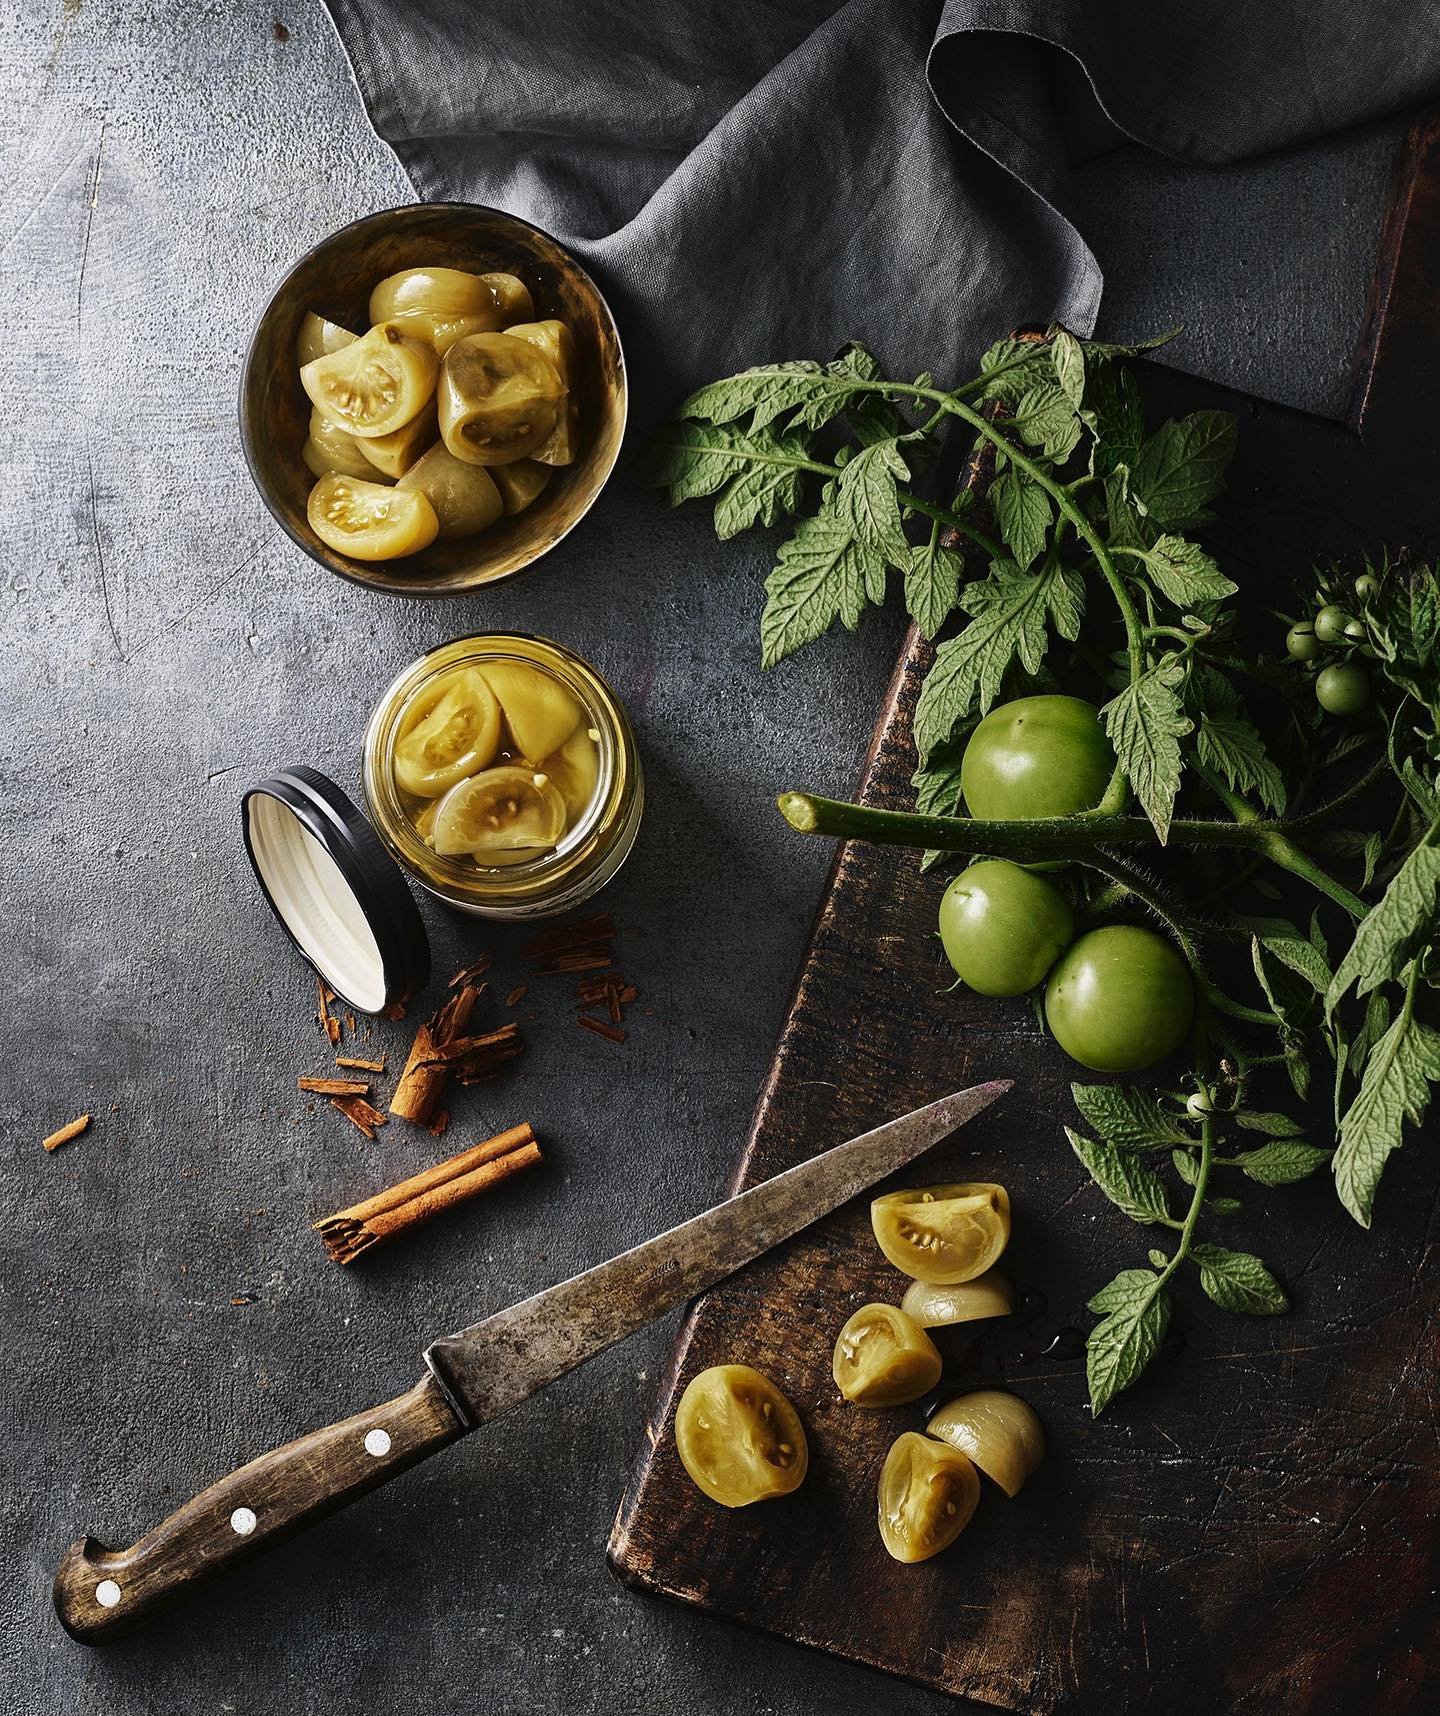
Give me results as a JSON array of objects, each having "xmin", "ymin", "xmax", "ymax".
[
  {"xmin": 1185, "ymin": 1092, "xmax": 1213, "ymax": 1119},
  {"xmin": 1044, "ymin": 925, "xmax": 1195, "ymax": 1072},
  {"xmin": 1285, "ymin": 623, "xmax": 1321, "ymax": 662},
  {"xmin": 1313, "ymin": 603, "xmax": 1352, "ymax": 644},
  {"xmin": 1315, "ymin": 662, "xmax": 1370, "ymax": 715},
  {"xmin": 1353, "ymin": 573, "xmax": 1380, "ymax": 602},
  {"xmin": 960, "ymin": 696, "xmax": 1115, "ymax": 824},
  {"xmin": 1342, "ymin": 619, "xmax": 1367, "ymax": 643},
  {"xmin": 938, "ymin": 861, "xmax": 1075, "ymax": 997}
]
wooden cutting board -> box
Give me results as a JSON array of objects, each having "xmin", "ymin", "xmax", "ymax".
[{"xmin": 609, "ymin": 118, "xmax": 1440, "ymax": 1712}]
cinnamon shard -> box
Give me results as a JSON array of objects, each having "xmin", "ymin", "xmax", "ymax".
[
  {"xmin": 505, "ymin": 985, "xmax": 528, "ymax": 1008},
  {"xmin": 449, "ymin": 954, "xmax": 493, "ymax": 989},
  {"xmin": 382, "ymin": 1001, "xmax": 407, "ymax": 1021},
  {"xmin": 42, "ymin": 1114, "xmax": 91, "ymax": 1153},
  {"xmin": 337, "ymin": 1055, "xmax": 386, "ymax": 1072},
  {"xmin": 523, "ymin": 911, "xmax": 614, "ymax": 974},
  {"xmin": 314, "ymin": 1123, "xmax": 540, "ymax": 1264},
  {"xmin": 317, "ymin": 977, "xmax": 341, "ymax": 1045},
  {"xmin": 427, "ymin": 1108, "xmax": 450, "ymax": 1138},
  {"xmin": 330, "ymin": 1094, "xmax": 389, "ymax": 1140},
  {"xmin": 390, "ymin": 983, "xmax": 491, "ymax": 1125},
  {"xmin": 299, "ymin": 1077, "xmax": 371, "ymax": 1097},
  {"xmin": 577, "ymin": 1014, "xmax": 626, "ymax": 1044}
]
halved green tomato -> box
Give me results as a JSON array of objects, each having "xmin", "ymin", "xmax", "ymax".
[
  {"xmin": 832, "ymin": 1304, "xmax": 941, "ymax": 1407},
  {"xmin": 306, "ymin": 475, "xmax": 438, "ymax": 561},
  {"xmin": 301, "ymin": 322, "xmax": 438, "ymax": 439},
  {"xmin": 504, "ymin": 321, "xmax": 580, "ymax": 466},
  {"xmin": 393, "ymin": 669, "xmax": 502, "ymax": 796},
  {"xmin": 303, "ymin": 407, "xmax": 379, "ymax": 480},
  {"xmin": 870, "ymin": 1182, "xmax": 1011, "ymax": 1285},
  {"xmin": 900, "ymin": 1269, "xmax": 1014, "ymax": 1328},
  {"xmin": 877, "ymin": 1431, "xmax": 979, "ymax": 1563},
  {"xmin": 357, "ymin": 397, "xmax": 438, "ymax": 479},
  {"xmin": 480, "ymin": 660, "xmax": 583, "ymax": 760},
  {"xmin": 541, "ymin": 727, "xmax": 600, "ymax": 822},
  {"xmin": 369, "ymin": 266, "xmax": 532, "ymax": 328},
  {"xmin": 397, "ymin": 442, "xmax": 503, "ymax": 537},
  {"xmin": 296, "ymin": 311, "xmax": 357, "ymax": 366},
  {"xmin": 490, "ymin": 458, "xmax": 553, "ymax": 516},
  {"xmin": 926, "ymin": 1390, "xmax": 1045, "ymax": 1498},
  {"xmin": 438, "ymin": 333, "xmax": 565, "ymax": 466},
  {"xmin": 674, "ymin": 1364, "xmax": 808, "ymax": 1507},
  {"xmin": 431, "ymin": 765, "xmax": 567, "ymax": 860},
  {"xmin": 412, "ymin": 796, "xmax": 440, "ymax": 844}
]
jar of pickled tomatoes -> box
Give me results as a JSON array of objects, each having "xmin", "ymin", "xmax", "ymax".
[{"xmin": 362, "ymin": 634, "xmax": 643, "ymax": 920}]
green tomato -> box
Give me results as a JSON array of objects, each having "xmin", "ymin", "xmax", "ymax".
[
  {"xmin": 1342, "ymin": 619, "xmax": 1367, "ymax": 643},
  {"xmin": 1285, "ymin": 622, "xmax": 1321, "ymax": 662},
  {"xmin": 1044, "ymin": 925, "xmax": 1195, "ymax": 1072},
  {"xmin": 960, "ymin": 696, "xmax": 1115, "ymax": 823},
  {"xmin": 938, "ymin": 861, "xmax": 1075, "ymax": 997},
  {"xmin": 1353, "ymin": 573, "xmax": 1380, "ymax": 602},
  {"xmin": 1313, "ymin": 603, "xmax": 1353, "ymax": 645},
  {"xmin": 1315, "ymin": 662, "xmax": 1370, "ymax": 715}
]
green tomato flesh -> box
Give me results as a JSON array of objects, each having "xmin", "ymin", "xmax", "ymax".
[
  {"xmin": 1313, "ymin": 603, "xmax": 1352, "ymax": 645},
  {"xmin": 960, "ymin": 695, "xmax": 1115, "ymax": 823},
  {"xmin": 1315, "ymin": 662, "xmax": 1370, "ymax": 715},
  {"xmin": 1044, "ymin": 925, "xmax": 1195, "ymax": 1072},
  {"xmin": 938, "ymin": 861, "xmax": 1075, "ymax": 997}
]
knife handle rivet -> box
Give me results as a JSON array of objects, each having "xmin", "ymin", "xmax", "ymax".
[
  {"xmin": 94, "ymin": 1579, "xmax": 122, "ymax": 1609},
  {"xmin": 363, "ymin": 1428, "xmax": 392, "ymax": 1457},
  {"xmin": 229, "ymin": 1506, "xmax": 258, "ymax": 1536}
]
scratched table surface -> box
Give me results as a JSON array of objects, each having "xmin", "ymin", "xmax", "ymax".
[{"xmin": 0, "ymin": 5, "xmax": 1414, "ymax": 1713}]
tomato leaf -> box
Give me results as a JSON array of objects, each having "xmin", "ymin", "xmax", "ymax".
[
  {"xmin": 760, "ymin": 512, "xmax": 880, "ymax": 667},
  {"xmin": 712, "ymin": 432, "xmax": 812, "ymax": 539},
  {"xmin": 1196, "ymin": 707, "xmax": 1287, "ymax": 814},
  {"xmin": 1334, "ymin": 1005, "xmax": 1440, "ymax": 1227},
  {"xmin": 1128, "ymin": 411, "xmax": 1237, "ymax": 528},
  {"xmin": 990, "ymin": 472, "xmax": 1053, "ymax": 571},
  {"xmin": 1325, "ymin": 834, "xmax": 1440, "ymax": 1020},
  {"xmin": 1101, "ymin": 654, "xmax": 1193, "ymax": 841},
  {"xmin": 1131, "ymin": 535, "xmax": 1237, "ymax": 608},
  {"xmin": 834, "ymin": 437, "xmax": 910, "ymax": 572},
  {"xmin": 904, "ymin": 538, "xmax": 963, "ymax": 641},
  {"xmin": 1051, "ymin": 328, "xmax": 1086, "ymax": 407},
  {"xmin": 1012, "ymin": 384, "xmax": 1084, "ymax": 462},
  {"xmin": 1068, "ymin": 1129, "xmax": 1172, "ymax": 1225},
  {"xmin": 1191, "ymin": 1244, "xmax": 1289, "ymax": 1314},
  {"xmin": 1233, "ymin": 1141, "xmax": 1331, "ymax": 1185},
  {"xmin": 1071, "ymin": 1083, "xmax": 1189, "ymax": 1149},
  {"xmin": 1086, "ymin": 1270, "xmax": 1171, "ymax": 1415}
]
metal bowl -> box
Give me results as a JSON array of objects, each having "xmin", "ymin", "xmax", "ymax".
[{"xmin": 240, "ymin": 203, "xmax": 627, "ymax": 597}]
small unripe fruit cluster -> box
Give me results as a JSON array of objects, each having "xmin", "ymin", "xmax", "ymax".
[{"xmin": 1285, "ymin": 571, "xmax": 1381, "ymax": 715}]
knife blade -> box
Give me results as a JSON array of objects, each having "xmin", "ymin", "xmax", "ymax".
[{"xmin": 54, "ymin": 1079, "xmax": 1009, "ymax": 1643}]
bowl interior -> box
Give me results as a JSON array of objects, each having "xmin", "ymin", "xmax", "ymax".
[{"xmin": 242, "ymin": 204, "xmax": 626, "ymax": 596}]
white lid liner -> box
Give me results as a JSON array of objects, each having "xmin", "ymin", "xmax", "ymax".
[{"xmin": 246, "ymin": 792, "xmax": 387, "ymax": 1013}]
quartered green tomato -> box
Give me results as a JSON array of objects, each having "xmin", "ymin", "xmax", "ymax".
[
  {"xmin": 356, "ymin": 397, "xmax": 438, "ymax": 479},
  {"xmin": 479, "ymin": 660, "xmax": 583, "ymax": 760},
  {"xmin": 938, "ymin": 860, "xmax": 1074, "ymax": 996},
  {"xmin": 393, "ymin": 668, "xmax": 503, "ymax": 796},
  {"xmin": 504, "ymin": 320, "xmax": 580, "ymax": 465},
  {"xmin": 306, "ymin": 474, "xmax": 438, "ymax": 561},
  {"xmin": 877, "ymin": 1432, "xmax": 979, "ymax": 1564},
  {"xmin": 296, "ymin": 311, "xmax": 357, "ymax": 366},
  {"xmin": 301, "ymin": 322, "xmax": 439, "ymax": 439},
  {"xmin": 397, "ymin": 442, "xmax": 504, "ymax": 537},
  {"xmin": 870, "ymin": 1183, "xmax": 1011, "ymax": 1286},
  {"xmin": 832, "ymin": 1304, "xmax": 941, "ymax": 1407},
  {"xmin": 302, "ymin": 407, "xmax": 380, "ymax": 481},
  {"xmin": 901, "ymin": 1270, "xmax": 1014, "ymax": 1328},
  {"xmin": 960, "ymin": 695, "xmax": 1116, "ymax": 824},
  {"xmin": 926, "ymin": 1390, "xmax": 1045, "ymax": 1498},
  {"xmin": 439, "ymin": 333, "xmax": 566, "ymax": 466},
  {"xmin": 1044, "ymin": 924, "xmax": 1194, "ymax": 1071},
  {"xmin": 674, "ymin": 1365, "xmax": 808, "ymax": 1507},
  {"xmin": 431, "ymin": 765, "xmax": 567, "ymax": 862},
  {"xmin": 542, "ymin": 727, "xmax": 600, "ymax": 822},
  {"xmin": 369, "ymin": 267, "xmax": 533, "ymax": 331},
  {"xmin": 490, "ymin": 458, "xmax": 553, "ymax": 516}
]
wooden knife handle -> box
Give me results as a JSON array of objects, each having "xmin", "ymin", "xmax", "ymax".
[{"xmin": 53, "ymin": 1371, "xmax": 465, "ymax": 1644}]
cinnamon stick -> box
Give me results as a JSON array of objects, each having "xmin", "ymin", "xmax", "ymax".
[
  {"xmin": 42, "ymin": 1114, "xmax": 90, "ymax": 1152},
  {"xmin": 389, "ymin": 983, "xmax": 482, "ymax": 1125},
  {"xmin": 299, "ymin": 1077, "xmax": 370, "ymax": 1097},
  {"xmin": 448, "ymin": 954, "xmax": 493, "ymax": 988},
  {"xmin": 330, "ymin": 1094, "xmax": 389, "ymax": 1140},
  {"xmin": 314, "ymin": 1123, "xmax": 540, "ymax": 1264},
  {"xmin": 336, "ymin": 1055, "xmax": 386, "ymax": 1072},
  {"xmin": 316, "ymin": 977, "xmax": 341, "ymax": 1045}
]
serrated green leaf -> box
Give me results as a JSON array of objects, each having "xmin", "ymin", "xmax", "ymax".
[
  {"xmin": 978, "ymin": 336, "xmax": 1055, "ymax": 404},
  {"xmin": 833, "ymin": 437, "xmax": 909, "ymax": 576},
  {"xmin": 1196, "ymin": 709, "xmax": 1286, "ymax": 814},
  {"xmin": 1088, "ymin": 1267, "xmax": 1162, "ymax": 1314},
  {"xmin": 1147, "ymin": 1248, "xmax": 1168, "ymax": 1268},
  {"xmin": 1087, "ymin": 1272, "xmax": 1170, "ymax": 1415},
  {"xmin": 639, "ymin": 420, "xmax": 776, "ymax": 502},
  {"xmin": 1101, "ymin": 654, "xmax": 1193, "ymax": 841},
  {"xmin": 1326, "ymin": 836, "xmax": 1440, "ymax": 1020},
  {"xmin": 1129, "ymin": 411, "xmax": 1237, "ymax": 528},
  {"xmin": 1334, "ymin": 1009, "xmax": 1440, "ymax": 1226},
  {"xmin": 1085, "ymin": 366, "xmax": 1145, "ymax": 480},
  {"xmin": 1012, "ymin": 384, "xmax": 1084, "ymax": 461},
  {"xmin": 1068, "ymin": 1129, "xmax": 1172, "ymax": 1224},
  {"xmin": 1052, "ymin": 329, "xmax": 1085, "ymax": 406},
  {"xmin": 1246, "ymin": 918, "xmax": 1333, "ymax": 997},
  {"xmin": 760, "ymin": 513, "xmax": 879, "ymax": 667},
  {"xmin": 912, "ymin": 735, "xmax": 972, "ymax": 871},
  {"xmin": 1233, "ymin": 1141, "xmax": 1331, "ymax": 1186},
  {"xmin": 913, "ymin": 560, "xmax": 1084, "ymax": 756},
  {"xmin": 1206, "ymin": 1196, "xmax": 1244, "ymax": 1214},
  {"xmin": 678, "ymin": 360, "xmax": 834, "ymax": 430},
  {"xmin": 1171, "ymin": 1147, "xmax": 1199, "ymax": 1186},
  {"xmin": 903, "ymin": 538, "xmax": 962, "ymax": 640},
  {"xmin": 990, "ymin": 472, "xmax": 1052, "ymax": 571},
  {"xmin": 1071, "ymin": 1084, "xmax": 1189, "ymax": 1149},
  {"xmin": 1192, "ymin": 1244, "xmax": 1289, "ymax": 1314},
  {"xmin": 1234, "ymin": 1110, "xmax": 1304, "ymax": 1136},
  {"xmin": 712, "ymin": 431, "xmax": 811, "ymax": 538},
  {"xmin": 1134, "ymin": 535, "xmax": 1238, "ymax": 607}
]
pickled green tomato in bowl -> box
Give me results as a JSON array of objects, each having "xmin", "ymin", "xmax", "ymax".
[
  {"xmin": 1044, "ymin": 924, "xmax": 1195, "ymax": 1072},
  {"xmin": 938, "ymin": 861, "xmax": 1074, "ymax": 996}
]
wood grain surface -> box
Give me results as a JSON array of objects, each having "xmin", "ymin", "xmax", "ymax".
[{"xmin": 609, "ymin": 117, "xmax": 1440, "ymax": 1712}]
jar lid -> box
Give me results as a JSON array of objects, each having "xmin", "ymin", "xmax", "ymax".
[{"xmin": 241, "ymin": 767, "xmax": 430, "ymax": 1013}]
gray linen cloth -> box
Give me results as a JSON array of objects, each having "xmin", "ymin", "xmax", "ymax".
[{"xmin": 322, "ymin": 0, "xmax": 1440, "ymax": 413}]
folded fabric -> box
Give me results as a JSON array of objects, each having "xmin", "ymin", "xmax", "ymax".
[{"xmin": 323, "ymin": 0, "xmax": 1440, "ymax": 413}]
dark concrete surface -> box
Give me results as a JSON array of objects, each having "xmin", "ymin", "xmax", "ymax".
[{"xmin": 0, "ymin": 5, "xmax": 1412, "ymax": 1712}]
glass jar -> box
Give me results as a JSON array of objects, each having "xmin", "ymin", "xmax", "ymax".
[{"xmin": 363, "ymin": 634, "xmax": 642, "ymax": 920}]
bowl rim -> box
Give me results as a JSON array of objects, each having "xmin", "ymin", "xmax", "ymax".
[{"xmin": 239, "ymin": 200, "xmax": 628, "ymax": 600}]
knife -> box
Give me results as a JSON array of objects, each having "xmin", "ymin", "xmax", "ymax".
[{"xmin": 53, "ymin": 1079, "xmax": 1009, "ymax": 1643}]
